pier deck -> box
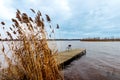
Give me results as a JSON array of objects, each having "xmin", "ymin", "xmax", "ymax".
[{"xmin": 56, "ymin": 49, "xmax": 86, "ymax": 66}]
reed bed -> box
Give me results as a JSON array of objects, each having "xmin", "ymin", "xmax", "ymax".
[{"xmin": 0, "ymin": 9, "xmax": 63, "ymax": 80}]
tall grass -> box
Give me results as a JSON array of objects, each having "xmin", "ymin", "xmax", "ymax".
[{"xmin": 0, "ymin": 9, "xmax": 63, "ymax": 80}]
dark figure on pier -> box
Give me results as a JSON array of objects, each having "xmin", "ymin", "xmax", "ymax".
[{"xmin": 67, "ymin": 44, "xmax": 72, "ymax": 51}]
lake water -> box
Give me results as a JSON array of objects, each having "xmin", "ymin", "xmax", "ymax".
[
  {"xmin": 1, "ymin": 41, "xmax": 120, "ymax": 80},
  {"xmin": 49, "ymin": 41, "xmax": 120, "ymax": 80}
]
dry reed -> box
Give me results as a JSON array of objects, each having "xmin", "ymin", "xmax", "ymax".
[{"xmin": 0, "ymin": 9, "xmax": 63, "ymax": 80}]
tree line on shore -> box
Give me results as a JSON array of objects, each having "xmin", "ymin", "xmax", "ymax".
[{"xmin": 80, "ymin": 37, "xmax": 120, "ymax": 41}]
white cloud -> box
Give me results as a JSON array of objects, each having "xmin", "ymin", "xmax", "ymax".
[
  {"xmin": 53, "ymin": 0, "xmax": 71, "ymax": 17},
  {"xmin": 23, "ymin": 0, "xmax": 72, "ymax": 21},
  {"xmin": 0, "ymin": 0, "xmax": 72, "ymax": 25},
  {"xmin": 1, "ymin": 0, "xmax": 120, "ymax": 38},
  {"xmin": 0, "ymin": 0, "xmax": 15, "ymax": 20}
]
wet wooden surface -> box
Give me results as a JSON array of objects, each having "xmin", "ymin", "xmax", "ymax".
[{"xmin": 56, "ymin": 49, "xmax": 86, "ymax": 65}]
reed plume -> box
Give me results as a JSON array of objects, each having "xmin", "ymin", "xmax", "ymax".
[{"xmin": 0, "ymin": 9, "xmax": 63, "ymax": 80}]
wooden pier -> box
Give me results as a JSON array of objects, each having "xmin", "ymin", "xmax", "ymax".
[{"xmin": 55, "ymin": 49, "xmax": 86, "ymax": 67}]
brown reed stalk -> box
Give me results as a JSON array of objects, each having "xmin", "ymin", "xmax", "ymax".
[{"xmin": 0, "ymin": 9, "xmax": 63, "ymax": 80}]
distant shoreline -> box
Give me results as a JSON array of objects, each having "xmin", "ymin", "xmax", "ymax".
[
  {"xmin": 0, "ymin": 39, "xmax": 80, "ymax": 41},
  {"xmin": 80, "ymin": 39, "xmax": 120, "ymax": 42},
  {"xmin": 1, "ymin": 39, "xmax": 120, "ymax": 41},
  {"xmin": 80, "ymin": 40, "xmax": 120, "ymax": 42}
]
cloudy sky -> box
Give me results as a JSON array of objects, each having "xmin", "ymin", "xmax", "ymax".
[{"xmin": 0, "ymin": 0, "xmax": 120, "ymax": 39}]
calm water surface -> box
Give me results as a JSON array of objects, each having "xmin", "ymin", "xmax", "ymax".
[
  {"xmin": 1, "ymin": 41, "xmax": 120, "ymax": 80},
  {"xmin": 49, "ymin": 41, "xmax": 120, "ymax": 80}
]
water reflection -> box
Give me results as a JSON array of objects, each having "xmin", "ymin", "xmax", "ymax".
[{"xmin": 49, "ymin": 41, "xmax": 120, "ymax": 80}]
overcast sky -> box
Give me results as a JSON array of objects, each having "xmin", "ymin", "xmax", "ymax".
[{"xmin": 0, "ymin": 0, "xmax": 120, "ymax": 39}]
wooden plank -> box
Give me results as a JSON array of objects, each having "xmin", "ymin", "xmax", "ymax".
[{"xmin": 55, "ymin": 49, "xmax": 86, "ymax": 66}]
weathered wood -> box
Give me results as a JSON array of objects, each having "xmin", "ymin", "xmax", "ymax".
[{"xmin": 55, "ymin": 49, "xmax": 86, "ymax": 67}]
